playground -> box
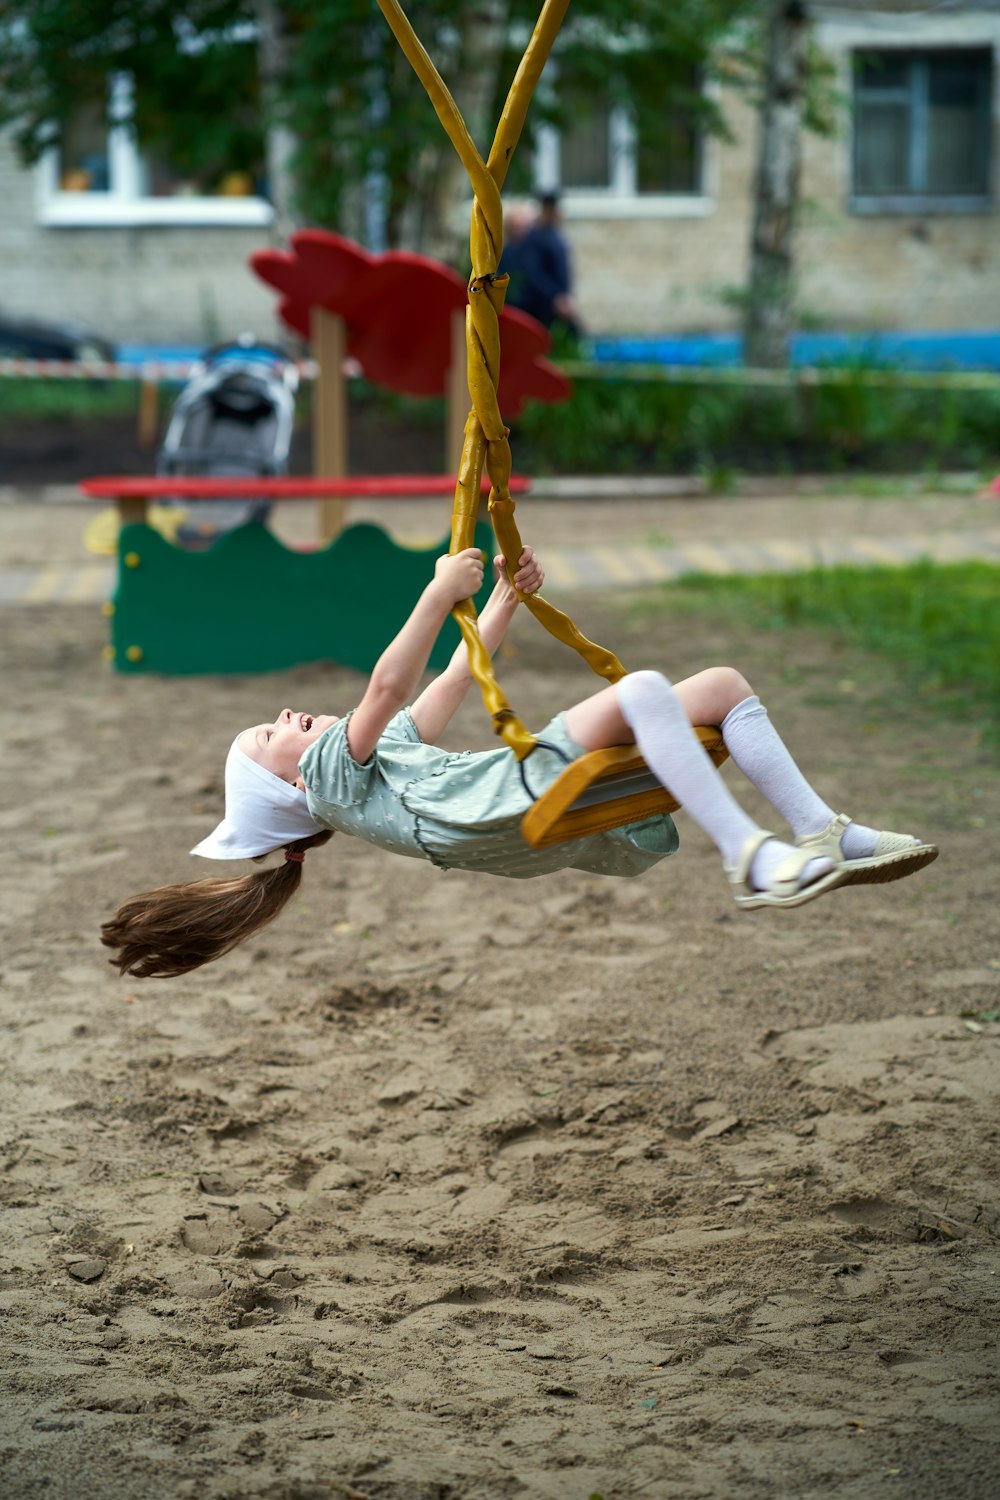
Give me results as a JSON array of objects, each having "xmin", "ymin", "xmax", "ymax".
[
  {"xmin": 1, "ymin": 478, "xmax": 999, "ymax": 1498},
  {"xmin": 2, "ymin": 0, "xmax": 998, "ymax": 1492}
]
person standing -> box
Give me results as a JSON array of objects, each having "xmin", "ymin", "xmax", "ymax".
[
  {"xmin": 508, "ymin": 192, "xmax": 582, "ymax": 339},
  {"xmin": 498, "ymin": 201, "xmax": 534, "ymax": 314}
]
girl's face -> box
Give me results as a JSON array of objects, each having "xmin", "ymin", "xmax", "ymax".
[{"xmin": 238, "ymin": 708, "xmax": 337, "ymax": 790}]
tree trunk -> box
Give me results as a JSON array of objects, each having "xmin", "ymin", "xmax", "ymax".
[
  {"xmin": 744, "ymin": 0, "xmax": 809, "ymax": 368},
  {"xmin": 403, "ymin": 0, "xmax": 512, "ymax": 260},
  {"xmin": 256, "ymin": 0, "xmax": 299, "ymax": 245}
]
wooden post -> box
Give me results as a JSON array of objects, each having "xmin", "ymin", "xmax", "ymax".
[
  {"xmin": 311, "ymin": 307, "xmax": 349, "ymax": 544},
  {"xmin": 446, "ymin": 307, "xmax": 472, "ymax": 478},
  {"xmin": 118, "ymin": 496, "xmax": 149, "ymax": 527},
  {"xmin": 137, "ymin": 379, "xmax": 159, "ymax": 447}
]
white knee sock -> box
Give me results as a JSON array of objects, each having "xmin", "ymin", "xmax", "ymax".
[
  {"xmin": 721, "ymin": 695, "xmax": 834, "ymax": 833},
  {"xmin": 721, "ymin": 695, "xmax": 879, "ymax": 858},
  {"xmin": 617, "ymin": 672, "xmax": 830, "ymax": 889}
]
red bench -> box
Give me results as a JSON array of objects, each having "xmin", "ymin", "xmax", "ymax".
[{"xmin": 82, "ymin": 472, "xmax": 528, "ymax": 532}]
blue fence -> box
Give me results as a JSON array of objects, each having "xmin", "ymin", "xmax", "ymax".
[
  {"xmin": 116, "ymin": 343, "xmax": 204, "ymax": 365},
  {"xmin": 588, "ymin": 331, "xmax": 1000, "ymax": 373},
  {"xmin": 118, "ymin": 330, "xmax": 1000, "ymax": 376}
]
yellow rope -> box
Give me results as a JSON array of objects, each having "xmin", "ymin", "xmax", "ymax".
[{"xmin": 376, "ymin": 0, "xmax": 627, "ymax": 758}]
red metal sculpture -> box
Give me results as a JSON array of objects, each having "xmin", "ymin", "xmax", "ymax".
[{"xmin": 251, "ymin": 229, "xmax": 570, "ymax": 416}]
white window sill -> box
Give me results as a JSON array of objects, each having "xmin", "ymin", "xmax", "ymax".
[
  {"xmin": 560, "ymin": 193, "xmax": 714, "ymax": 221},
  {"xmin": 456, "ymin": 193, "xmax": 715, "ymax": 228},
  {"xmin": 39, "ymin": 195, "xmax": 274, "ymax": 228}
]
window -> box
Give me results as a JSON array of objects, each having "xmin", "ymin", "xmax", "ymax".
[
  {"xmin": 532, "ymin": 67, "xmax": 709, "ymax": 217},
  {"xmin": 58, "ymin": 99, "xmax": 112, "ymax": 193},
  {"xmin": 38, "ymin": 72, "xmax": 272, "ymax": 227},
  {"xmin": 852, "ymin": 49, "xmax": 992, "ymax": 212},
  {"xmin": 560, "ymin": 96, "xmax": 613, "ymax": 190},
  {"xmin": 636, "ymin": 96, "xmax": 703, "ymax": 196}
]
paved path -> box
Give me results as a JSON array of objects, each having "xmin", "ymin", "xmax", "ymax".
[
  {"xmin": 1, "ymin": 482, "xmax": 996, "ymax": 605},
  {"xmin": 1, "ymin": 530, "xmax": 997, "ymax": 606}
]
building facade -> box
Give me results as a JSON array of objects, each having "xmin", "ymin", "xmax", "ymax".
[{"xmin": 2, "ymin": 3, "xmax": 997, "ymax": 349}]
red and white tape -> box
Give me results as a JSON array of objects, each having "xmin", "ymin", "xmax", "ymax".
[{"xmin": 0, "ymin": 358, "xmax": 320, "ymax": 381}]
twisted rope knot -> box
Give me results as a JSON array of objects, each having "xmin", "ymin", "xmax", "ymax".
[
  {"xmin": 488, "ymin": 494, "xmax": 516, "ymax": 520},
  {"xmin": 376, "ymin": 0, "xmax": 619, "ymax": 758}
]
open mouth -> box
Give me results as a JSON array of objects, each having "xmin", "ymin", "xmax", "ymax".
[{"xmin": 299, "ymin": 713, "xmax": 313, "ymax": 732}]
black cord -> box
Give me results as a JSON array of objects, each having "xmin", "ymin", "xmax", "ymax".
[{"xmin": 518, "ymin": 739, "xmax": 571, "ymax": 803}]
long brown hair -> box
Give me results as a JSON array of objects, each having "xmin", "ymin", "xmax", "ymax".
[{"xmin": 101, "ymin": 831, "xmax": 333, "ymax": 979}]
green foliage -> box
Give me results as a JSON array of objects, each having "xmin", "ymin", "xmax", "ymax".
[
  {"xmin": 5, "ymin": 364, "xmax": 997, "ymax": 488},
  {"xmin": 0, "ymin": 377, "xmax": 138, "ymax": 420},
  {"xmin": 281, "ymin": 0, "xmax": 471, "ymax": 237},
  {"xmin": 511, "ymin": 368, "xmax": 1000, "ymax": 475},
  {"xmin": 635, "ymin": 561, "xmax": 1000, "ymax": 739},
  {"xmin": 0, "ymin": 1, "xmax": 263, "ymax": 190},
  {"xmin": 0, "ymin": 0, "xmax": 761, "ymax": 242},
  {"xmin": 280, "ymin": 0, "xmax": 760, "ymax": 237},
  {"xmin": 803, "ymin": 35, "xmax": 843, "ymax": 136},
  {"xmin": 496, "ymin": 0, "xmax": 754, "ymax": 155}
]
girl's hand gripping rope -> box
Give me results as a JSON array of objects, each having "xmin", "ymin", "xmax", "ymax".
[
  {"xmin": 498, "ymin": 545, "xmax": 544, "ymax": 597},
  {"xmin": 408, "ymin": 545, "xmax": 543, "ymax": 745},
  {"xmin": 434, "ymin": 547, "xmax": 486, "ymax": 605},
  {"xmin": 347, "ymin": 548, "xmax": 484, "ymax": 764}
]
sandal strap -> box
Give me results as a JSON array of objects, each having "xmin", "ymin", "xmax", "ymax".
[
  {"xmin": 797, "ymin": 815, "xmax": 923, "ymax": 862},
  {"xmin": 728, "ymin": 830, "xmax": 775, "ymax": 888},
  {"xmin": 766, "ymin": 845, "xmax": 828, "ymax": 897},
  {"xmin": 728, "ymin": 833, "xmax": 832, "ymax": 902},
  {"xmin": 796, "ymin": 812, "xmax": 852, "ymax": 852}
]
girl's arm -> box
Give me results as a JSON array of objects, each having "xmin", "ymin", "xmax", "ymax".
[
  {"xmin": 346, "ymin": 548, "xmax": 485, "ymax": 764},
  {"xmin": 409, "ymin": 547, "xmax": 544, "ymax": 745}
]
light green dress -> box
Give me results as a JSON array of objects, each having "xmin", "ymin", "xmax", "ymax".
[{"xmin": 299, "ymin": 709, "xmax": 678, "ymax": 880}]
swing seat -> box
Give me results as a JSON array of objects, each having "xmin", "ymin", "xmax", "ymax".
[{"xmin": 520, "ymin": 728, "xmax": 728, "ymax": 849}]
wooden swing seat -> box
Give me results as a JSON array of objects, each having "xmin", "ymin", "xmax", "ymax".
[{"xmin": 520, "ymin": 727, "xmax": 728, "ymax": 849}]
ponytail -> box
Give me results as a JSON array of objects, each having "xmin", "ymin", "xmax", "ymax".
[{"xmin": 101, "ymin": 831, "xmax": 333, "ymax": 979}]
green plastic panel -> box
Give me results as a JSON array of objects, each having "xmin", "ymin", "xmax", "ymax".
[{"xmin": 109, "ymin": 520, "xmax": 496, "ymax": 676}]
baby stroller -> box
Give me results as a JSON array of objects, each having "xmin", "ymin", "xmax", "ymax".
[{"xmin": 157, "ymin": 334, "xmax": 300, "ymax": 547}]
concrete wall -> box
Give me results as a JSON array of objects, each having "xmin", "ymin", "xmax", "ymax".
[{"xmin": 0, "ymin": 129, "xmax": 282, "ymax": 348}]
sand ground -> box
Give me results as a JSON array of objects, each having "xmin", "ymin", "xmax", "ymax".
[{"xmin": 1, "ymin": 484, "xmax": 998, "ymax": 1500}]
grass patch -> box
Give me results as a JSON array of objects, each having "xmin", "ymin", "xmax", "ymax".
[
  {"xmin": 0, "ymin": 377, "xmax": 140, "ymax": 421},
  {"xmin": 512, "ymin": 367, "xmax": 1000, "ymax": 475},
  {"xmin": 631, "ymin": 560, "xmax": 1000, "ymax": 739}
]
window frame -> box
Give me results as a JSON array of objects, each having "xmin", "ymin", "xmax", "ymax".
[
  {"xmin": 35, "ymin": 72, "xmax": 273, "ymax": 229},
  {"xmin": 849, "ymin": 45, "xmax": 993, "ymax": 216},
  {"xmin": 531, "ymin": 76, "xmax": 716, "ymax": 221}
]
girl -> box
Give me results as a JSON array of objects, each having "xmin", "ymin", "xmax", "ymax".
[{"xmin": 102, "ymin": 546, "xmax": 936, "ymax": 979}]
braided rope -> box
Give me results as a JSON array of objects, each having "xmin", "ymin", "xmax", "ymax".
[{"xmin": 376, "ymin": 0, "xmax": 627, "ymax": 757}]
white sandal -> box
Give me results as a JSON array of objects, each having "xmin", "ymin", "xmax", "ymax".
[
  {"xmin": 795, "ymin": 813, "xmax": 939, "ymax": 887},
  {"xmin": 728, "ymin": 830, "xmax": 850, "ymax": 910}
]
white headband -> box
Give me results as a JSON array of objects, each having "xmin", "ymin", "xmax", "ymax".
[{"xmin": 190, "ymin": 736, "xmax": 321, "ymax": 861}]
